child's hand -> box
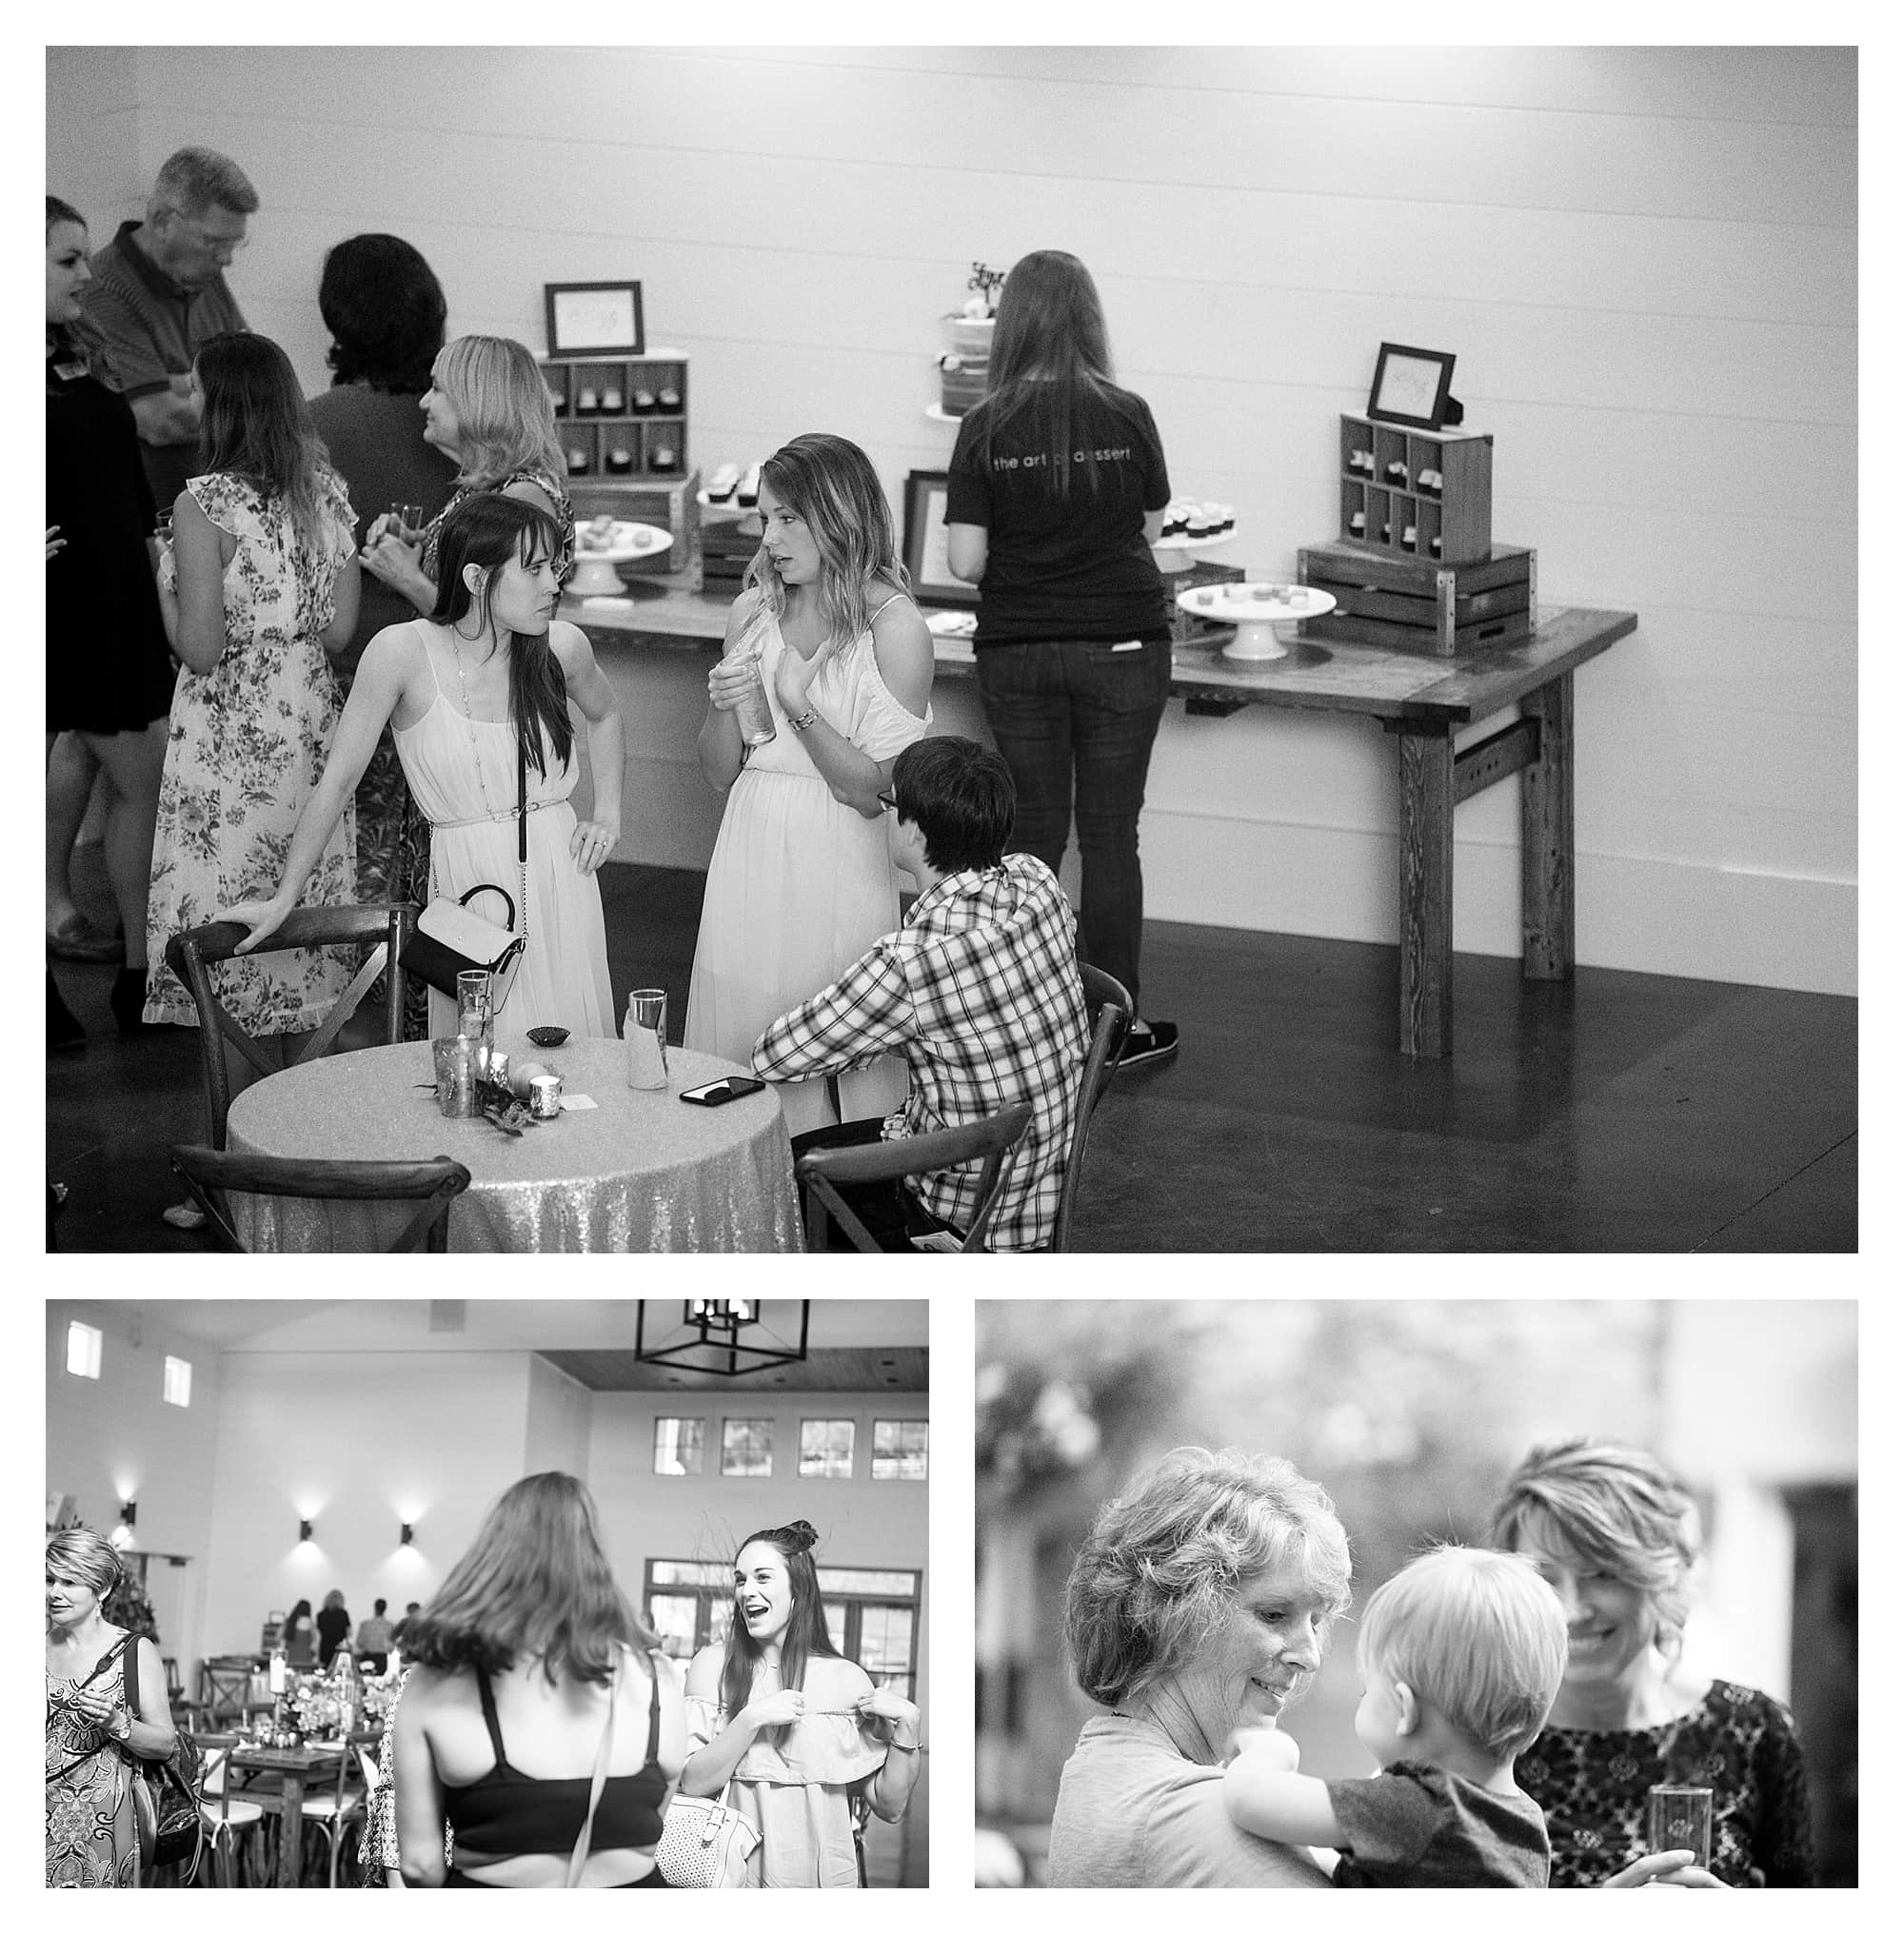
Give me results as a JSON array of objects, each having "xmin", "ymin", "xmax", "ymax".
[{"xmin": 1229, "ymin": 1723, "xmax": 1299, "ymax": 1772}]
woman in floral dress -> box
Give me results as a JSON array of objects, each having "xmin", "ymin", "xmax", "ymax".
[
  {"xmin": 47, "ymin": 1528, "xmax": 176, "ymax": 1887},
  {"xmin": 146, "ymin": 332, "xmax": 360, "ymax": 1222}
]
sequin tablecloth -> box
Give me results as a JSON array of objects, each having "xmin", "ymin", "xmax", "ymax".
[{"xmin": 224, "ymin": 1037, "xmax": 803, "ymax": 1252}]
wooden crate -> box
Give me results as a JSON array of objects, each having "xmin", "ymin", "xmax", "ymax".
[
  {"xmin": 1298, "ymin": 540, "xmax": 1536, "ymax": 657},
  {"xmin": 543, "ymin": 351, "xmax": 688, "ymax": 482},
  {"xmin": 1339, "ymin": 413, "xmax": 1493, "ymax": 565},
  {"xmin": 569, "ymin": 469, "xmax": 703, "ymax": 592},
  {"xmin": 700, "ymin": 503, "xmax": 761, "ymax": 586}
]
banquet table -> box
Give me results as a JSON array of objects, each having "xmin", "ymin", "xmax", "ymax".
[{"xmin": 223, "ymin": 1036, "xmax": 803, "ymax": 1252}]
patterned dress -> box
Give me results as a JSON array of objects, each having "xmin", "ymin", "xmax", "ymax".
[
  {"xmin": 1518, "ymin": 1679, "xmax": 1814, "ymax": 1886},
  {"xmin": 144, "ymin": 470, "xmax": 360, "ymax": 1031},
  {"xmin": 47, "ymin": 1643, "xmax": 138, "ymax": 1887}
]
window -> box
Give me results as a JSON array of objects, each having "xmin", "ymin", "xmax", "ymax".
[
  {"xmin": 644, "ymin": 1558, "xmax": 922, "ymax": 1693},
  {"xmin": 721, "ymin": 1418, "xmax": 772, "ymax": 1477},
  {"xmin": 871, "ymin": 1418, "xmax": 927, "ymax": 1480},
  {"xmin": 66, "ymin": 1321, "xmax": 102, "ymax": 1379},
  {"xmin": 653, "ymin": 1416, "xmax": 704, "ymax": 1476},
  {"xmin": 162, "ymin": 1355, "xmax": 191, "ymax": 1408},
  {"xmin": 799, "ymin": 1418, "xmax": 855, "ymax": 1479}
]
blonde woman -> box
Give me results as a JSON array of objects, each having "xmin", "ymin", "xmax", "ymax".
[
  {"xmin": 360, "ymin": 333, "xmax": 574, "ymax": 609},
  {"xmin": 47, "ymin": 1528, "xmax": 176, "ymax": 1887},
  {"xmin": 685, "ymin": 433, "xmax": 933, "ymax": 1135}
]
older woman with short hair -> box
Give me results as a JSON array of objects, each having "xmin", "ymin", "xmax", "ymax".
[
  {"xmin": 1046, "ymin": 1447, "xmax": 1349, "ymax": 1886},
  {"xmin": 1491, "ymin": 1437, "xmax": 1814, "ymax": 1887},
  {"xmin": 47, "ymin": 1527, "xmax": 177, "ymax": 1886}
]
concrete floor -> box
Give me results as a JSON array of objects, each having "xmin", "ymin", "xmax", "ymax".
[{"xmin": 48, "ymin": 858, "xmax": 1856, "ymax": 1254}]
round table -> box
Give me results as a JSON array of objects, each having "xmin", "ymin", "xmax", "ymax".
[{"xmin": 225, "ymin": 1037, "xmax": 803, "ymax": 1252}]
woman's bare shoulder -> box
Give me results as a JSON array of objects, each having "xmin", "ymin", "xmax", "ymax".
[
  {"xmin": 684, "ymin": 1645, "xmax": 725, "ymax": 1697},
  {"xmin": 806, "ymin": 1653, "xmax": 873, "ymax": 1699}
]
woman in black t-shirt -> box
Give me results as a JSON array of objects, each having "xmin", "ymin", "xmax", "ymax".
[{"xmin": 944, "ymin": 250, "xmax": 1177, "ymax": 1068}]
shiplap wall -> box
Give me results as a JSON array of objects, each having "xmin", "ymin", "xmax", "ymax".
[{"xmin": 46, "ymin": 46, "xmax": 1856, "ymax": 993}]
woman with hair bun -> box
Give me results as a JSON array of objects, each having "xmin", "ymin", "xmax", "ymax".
[
  {"xmin": 680, "ymin": 1519, "xmax": 922, "ymax": 1885},
  {"xmin": 1491, "ymin": 1437, "xmax": 1814, "ymax": 1886},
  {"xmin": 389, "ymin": 1471, "xmax": 685, "ymax": 1887},
  {"xmin": 47, "ymin": 1526, "xmax": 177, "ymax": 1886}
]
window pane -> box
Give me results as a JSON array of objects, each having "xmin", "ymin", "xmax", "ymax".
[
  {"xmin": 653, "ymin": 1416, "xmax": 704, "ymax": 1476},
  {"xmin": 822, "ymin": 1599, "xmax": 848, "ymax": 1654},
  {"xmin": 857, "ymin": 1604, "xmax": 915, "ymax": 1679},
  {"xmin": 871, "ymin": 1418, "xmax": 927, "ymax": 1480},
  {"xmin": 799, "ymin": 1418, "xmax": 855, "ymax": 1478},
  {"xmin": 162, "ymin": 1355, "xmax": 191, "ymax": 1407},
  {"xmin": 815, "ymin": 1567, "xmax": 920, "ymax": 1599},
  {"xmin": 651, "ymin": 1559, "xmax": 731, "ymax": 1590},
  {"xmin": 66, "ymin": 1321, "xmax": 102, "ymax": 1379},
  {"xmin": 722, "ymin": 1418, "xmax": 772, "ymax": 1476},
  {"xmin": 647, "ymin": 1593, "xmax": 700, "ymax": 1657}
]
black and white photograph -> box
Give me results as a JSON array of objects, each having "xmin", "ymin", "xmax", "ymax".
[
  {"xmin": 45, "ymin": 44, "xmax": 1856, "ymax": 1254},
  {"xmin": 46, "ymin": 1297, "xmax": 929, "ymax": 1887},
  {"xmin": 976, "ymin": 1298, "xmax": 1855, "ymax": 1888}
]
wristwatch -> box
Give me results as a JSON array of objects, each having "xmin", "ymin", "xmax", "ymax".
[{"xmin": 787, "ymin": 706, "xmax": 819, "ymax": 733}]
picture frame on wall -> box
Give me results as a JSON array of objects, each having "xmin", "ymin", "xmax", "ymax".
[
  {"xmin": 545, "ymin": 281, "xmax": 645, "ymax": 359},
  {"xmin": 1365, "ymin": 343, "xmax": 1458, "ymax": 429},
  {"xmin": 902, "ymin": 471, "xmax": 979, "ymax": 609}
]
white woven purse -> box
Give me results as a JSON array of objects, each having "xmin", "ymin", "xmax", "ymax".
[{"xmin": 655, "ymin": 1790, "xmax": 761, "ymax": 1887}]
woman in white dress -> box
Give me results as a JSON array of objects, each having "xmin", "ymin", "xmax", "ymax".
[
  {"xmin": 222, "ymin": 493, "xmax": 621, "ymax": 1039},
  {"xmin": 685, "ymin": 435, "xmax": 933, "ymax": 1135}
]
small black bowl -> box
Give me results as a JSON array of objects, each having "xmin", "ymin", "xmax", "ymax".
[{"xmin": 526, "ymin": 1026, "xmax": 570, "ymax": 1047}]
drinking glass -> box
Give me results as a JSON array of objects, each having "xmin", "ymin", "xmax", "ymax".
[
  {"xmin": 455, "ymin": 970, "xmax": 493, "ymax": 1045},
  {"xmin": 625, "ymin": 988, "xmax": 667, "ymax": 1089},
  {"xmin": 387, "ymin": 502, "xmax": 426, "ymax": 542},
  {"xmin": 1646, "ymin": 1785, "xmax": 1713, "ymax": 1867}
]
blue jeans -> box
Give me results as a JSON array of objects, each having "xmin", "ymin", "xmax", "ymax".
[{"xmin": 975, "ymin": 636, "xmax": 1172, "ymax": 1009}]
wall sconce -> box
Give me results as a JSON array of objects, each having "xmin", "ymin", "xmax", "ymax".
[
  {"xmin": 400, "ymin": 1523, "xmax": 414, "ymax": 1545},
  {"xmin": 299, "ymin": 1518, "xmax": 313, "ymax": 1542},
  {"xmin": 119, "ymin": 1500, "xmax": 138, "ymax": 1528}
]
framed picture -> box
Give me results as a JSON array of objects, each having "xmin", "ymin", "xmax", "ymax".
[
  {"xmin": 902, "ymin": 470, "xmax": 978, "ymax": 609},
  {"xmin": 1366, "ymin": 343, "xmax": 1458, "ymax": 429},
  {"xmin": 544, "ymin": 281, "xmax": 645, "ymax": 359}
]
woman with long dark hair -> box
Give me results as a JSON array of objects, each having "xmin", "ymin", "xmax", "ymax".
[
  {"xmin": 680, "ymin": 1520, "xmax": 922, "ymax": 1885},
  {"xmin": 308, "ymin": 233, "xmax": 458, "ymax": 918},
  {"xmin": 45, "ymin": 194, "xmax": 174, "ymax": 1041},
  {"xmin": 143, "ymin": 329, "xmax": 361, "ymax": 1162},
  {"xmin": 389, "ymin": 1472, "xmax": 685, "ymax": 1887},
  {"xmin": 945, "ymin": 249, "xmax": 1178, "ymax": 1069},
  {"xmin": 223, "ymin": 491, "xmax": 621, "ymax": 1038}
]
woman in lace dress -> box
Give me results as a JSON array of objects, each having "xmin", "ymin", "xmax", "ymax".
[
  {"xmin": 680, "ymin": 1520, "xmax": 921, "ymax": 1886},
  {"xmin": 1492, "ymin": 1438, "xmax": 1814, "ymax": 1886},
  {"xmin": 47, "ymin": 1529, "xmax": 176, "ymax": 1887}
]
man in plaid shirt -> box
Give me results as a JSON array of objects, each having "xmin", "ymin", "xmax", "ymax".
[{"xmin": 752, "ymin": 737, "xmax": 1088, "ymax": 1251}]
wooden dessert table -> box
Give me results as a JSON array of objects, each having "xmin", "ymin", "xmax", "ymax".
[{"xmin": 567, "ymin": 587, "xmax": 1636, "ymax": 1058}]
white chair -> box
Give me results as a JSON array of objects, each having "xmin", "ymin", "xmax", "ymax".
[
  {"xmin": 299, "ymin": 1744, "xmax": 369, "ymax": 1887},
  {"xmin": 193, "ymin": 1740, "xmax": 266, "ymax": 1887}
]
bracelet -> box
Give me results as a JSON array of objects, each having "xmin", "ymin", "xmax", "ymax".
[
  {"xmin": 888, "ymin": 1736, "xmax": 921, "ymax": 1752},
  {"xmin": 787, "ymin": 707, "xmax": 819, "ymax": 733}
]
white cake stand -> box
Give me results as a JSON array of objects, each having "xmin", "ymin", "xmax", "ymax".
[
  {"xmin": 1176, "ymin": 582, "xmax": 1337, "ymax": 661},
  {"xmin": 566, "ymin": 523, "xmax": 672, "ymax": 598}
]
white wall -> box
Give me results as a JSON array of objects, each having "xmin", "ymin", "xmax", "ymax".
[{"xmin": 44, "ymin": 46, "xmax": 1856, "ymax": 994}]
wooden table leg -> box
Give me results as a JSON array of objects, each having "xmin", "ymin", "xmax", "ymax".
[
  {"xmin": 1520, "ymin": 671, "xmax": 1575, "ymax": 979},
  {"xmin": 275, "ymin": 1769, "xmax": 306, "ymax": 1887},
  {"xmin": 1397, "ymin": 723, "xmax": 1456, "ymax": 1056}
]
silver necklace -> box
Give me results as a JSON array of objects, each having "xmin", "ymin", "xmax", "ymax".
[{"xmin": 446, "ymin": 623, "xmax": 502, "ymax": 820}]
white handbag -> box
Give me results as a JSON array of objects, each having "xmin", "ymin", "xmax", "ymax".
[{"xmin": 655, "ymin": 1789, "xmax": 761, "ymax": 1887}]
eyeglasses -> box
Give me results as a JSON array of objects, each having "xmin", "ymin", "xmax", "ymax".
[{"xmin": 877, "ymin": 792, "xmax": 901, "ymax": 815}]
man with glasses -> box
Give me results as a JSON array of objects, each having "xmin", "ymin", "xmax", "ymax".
[
  {"xmin": 86, "ymin": 146, "xmax": 258, "ymax": 505},
  {"xmin": 753, "ymin": 736, "xmax": 1090, "ymax": 1251}
]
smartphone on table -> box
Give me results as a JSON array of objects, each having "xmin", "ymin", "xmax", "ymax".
[{"xmin": 680, "ymin": 1076, "xmax": 766, "ymax": 1107}]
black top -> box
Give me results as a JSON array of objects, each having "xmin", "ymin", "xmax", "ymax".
[
  {"xmin": 315, "ymin": 1605, "xmax": 352, "ymax": 1664},
  {"xmin": 1518, "ymin": 1679, "xmax": 1814, "ymax": 1887},
  {"xmin": 45, "ymin": 342, "xmax": 176, "ymax": 733},
  {"xmin": 444, "ymin": 1657, "xmax": 667, "ymax": 1860},
  {"xmin": 1325, "ymin": 1761, "xmax": 1551, "ymax": 1887},
  {"xmin": 945, "ymin": 379, "xmax": 1171, "ymax": 647}
]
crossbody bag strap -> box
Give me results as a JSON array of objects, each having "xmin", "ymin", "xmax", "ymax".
[
  {"xmin": 45, "ymin": 1634, "xmax": 137, "ymax": 1781},
  {"xmin": 564, "ymin": 1648, "xmax": 620, "ymax": 1887}
]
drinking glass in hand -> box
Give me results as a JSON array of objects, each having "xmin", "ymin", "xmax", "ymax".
[
  {"xmin": 387, "ymin": 503, "xmax": 426, "ymax": 543},
  {"xmin": 1646, "ymin": 1785, "xmax": 1713, "ymax": 1867}
]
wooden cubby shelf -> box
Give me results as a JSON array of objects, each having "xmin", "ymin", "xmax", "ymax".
[
  {"xmin": 1339, "ymin": 412, "xmax": 1492, "ymax": 565},
  {"xmin": 543, "ymin": 353, "xmax": 689, "ymax": 481}
]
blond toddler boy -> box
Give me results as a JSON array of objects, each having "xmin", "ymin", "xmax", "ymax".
[{"xmin": 1222, "ymin": 1545, "xmax": 1567, "ymax": 1886}]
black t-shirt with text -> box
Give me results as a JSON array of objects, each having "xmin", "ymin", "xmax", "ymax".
[{"xmin": 945, "ymin": 380, "xmax": 1171, "ymax": 647}]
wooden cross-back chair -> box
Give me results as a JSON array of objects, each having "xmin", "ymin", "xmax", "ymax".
[{"xmin": 163, "ymin": 904, "xmax": 418, "ymax": 1148}]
